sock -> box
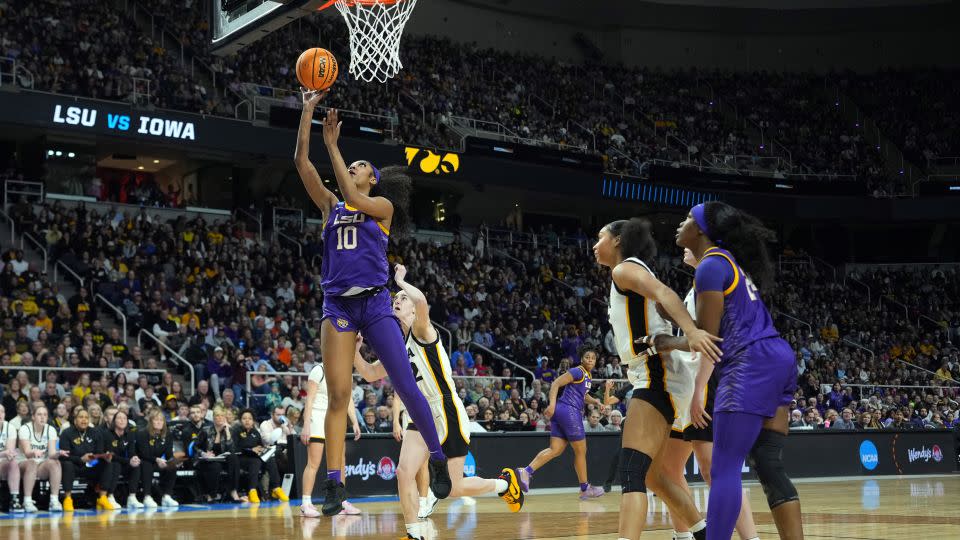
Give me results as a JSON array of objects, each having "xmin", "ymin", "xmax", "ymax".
[
  {"xmin": 405, "ymin": 522, "xmax": 422, "ymax": 539},
  {"xmin": 523, "ymin": 466, "xmax": 534, "ymax": 476},
  {"xmin": 494, "ymin": 478, "xmax": 509, "ymax": 495},
  {"xmin": 419, "ymin": 496, "xmax": 427, "ymax": 506},
  {"xmin": 580, "ymin": 482, "xmax": 589, "ymax": 492},
  {"xmin": 675, "ymin": 532, "xmax": 694, "ymax": 539},
  {"xmin": 364, "ymin": 317, "xmax": 447, "ymax": 460},
  {"xmin": 327, "ymin": 470, "xmax": 342, "ymax": 484},
  {"xmin": 745, "ymin": 537, "xmax": 761, "ymax": 540},
  {"xmin": 24, "ymin": 496, "xmax": 33, "ymax": 503},
  {"xmin": 302, "ymin": 495, "xmax": 311, "ymax": 505},
  {"xmin": 689, "ymin": 520, "xmax": 706, "ymax": 533}
]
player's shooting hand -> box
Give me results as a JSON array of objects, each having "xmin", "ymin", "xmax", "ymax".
[
  {"xmin": 322, "ymin": 108, "xmax": 341, "ymax": 146},
  {"xmin": 686, "ymin": 328, "xmax": 723, "ymax": 364},
  {"xmin": 301, "ymin": 87, "xmax": 329, "ymax": 109}
]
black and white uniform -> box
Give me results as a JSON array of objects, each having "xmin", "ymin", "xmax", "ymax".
[
  {"xmin": 307, "ymin": 364, "xmax": 329, "ymax": 442},
  {"xmin": 670, "ymin": 288, "xmax": 717, "ymax": 442},
  {"xmin": 404, "ymin": 326, "xmax": 470, "ymax": 458},
  {"xmin": 608, "ymin": 257, "xmax": 695, "ymax": 423},
  {"xmin": 18, "ymin": 423, "xmax": 58, "ymax": 463}
]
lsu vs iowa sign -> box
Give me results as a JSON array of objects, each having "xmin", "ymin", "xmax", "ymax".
[{"xmin": 405, "ymin": 147, "xmax": 460, "ymax": 175}]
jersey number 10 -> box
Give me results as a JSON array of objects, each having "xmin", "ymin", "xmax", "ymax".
[{"xmin": 336, "ymin": 226, "xmax": 357, "ymax": 250}]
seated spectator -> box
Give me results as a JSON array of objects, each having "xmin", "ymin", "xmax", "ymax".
[
  {"xmin": 135, "ymin": 409, "xmax": 180, "ymax": 508},
  {"xmin": 233, "ymin": 409, "xmax": 288, "ymax": 502},
  {"xmin": 59, "ymin": 409, "xmax": 120, "ymax": 510}
]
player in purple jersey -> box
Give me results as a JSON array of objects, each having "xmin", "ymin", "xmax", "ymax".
[
  {"xmin": 515, "ymin": 347, "xmax": 605, "ymax": 500},
  {"xmin": 294, "ymin": 89, "xmax": 451, "ymax": 516},
  {"xmin": 649, "ymin": 202, "xmax": 804, "ymax": 540}
]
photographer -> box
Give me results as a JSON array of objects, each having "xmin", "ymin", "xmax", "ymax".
[{"xmin": 259, "ymin": 406, "xmax": 293, "ymax": 472}]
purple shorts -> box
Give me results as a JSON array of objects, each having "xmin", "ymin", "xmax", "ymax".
[
  {"xmin": 322, "ymin": 288, "xmax": 395, "ymax": 333},
  {"xmin": 549, "ymin": 404, "xmax": 585, "ymax": 442},
  {"xmin": 715, "ymin": 337, "xmax": 797, "ymax": 418}
]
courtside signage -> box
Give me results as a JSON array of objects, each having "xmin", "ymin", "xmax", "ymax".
[{"xmin": 52, "ymin": 104, "xmax": 197, "ymax": 141}]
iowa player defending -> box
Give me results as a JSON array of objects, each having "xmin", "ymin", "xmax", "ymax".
[
  {"xmin": 352, "ymin": 265, "xmax": 523, "ymax": 540},
  {"xmin": 594, "ymin": 218, "xmax": 722, "ymax": 540}
]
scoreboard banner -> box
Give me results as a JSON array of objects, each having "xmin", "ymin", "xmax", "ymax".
[{"xmin": 289, "ymin": 429, "xmax": 956, "ymax": 498}]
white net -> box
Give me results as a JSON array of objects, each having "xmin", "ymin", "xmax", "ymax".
[{"xmin": 335, "ymin": 0, "xmax": 419, "ymax": 83}]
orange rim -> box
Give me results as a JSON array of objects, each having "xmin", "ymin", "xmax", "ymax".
[{"xmin": 317, "ymin": 0, "xmax": 403, "ymax": 9}]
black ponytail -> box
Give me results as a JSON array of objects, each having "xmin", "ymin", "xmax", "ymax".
[
  {"xmin": 370, "ymin": 165, "xmax": 412, "ymax": 238},
  {"xmin": 703, "ymin": 201, "xmax": 776, "ymax": 290},
  {"xmin": 604, "ymin": 217, "xmax": 657, "ymax": 265}
]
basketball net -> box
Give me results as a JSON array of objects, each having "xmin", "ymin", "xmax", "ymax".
[{"xmin": 334, "ymin": 0, "xmax": 418, "ymax": 83}]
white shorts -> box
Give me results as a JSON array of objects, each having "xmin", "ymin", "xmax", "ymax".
[
  {"xmin": 309, "ymin": 407, "xmax": 326, "ymax": 441},
  {"xmin": 627, "ymin": 350, "xmax": 696, "ymax": 423}
]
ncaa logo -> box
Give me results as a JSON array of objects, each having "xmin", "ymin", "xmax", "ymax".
[
  {"xmin": 463, "ymin": 451, "xmax": 476, "ymax": 478},
  {"xmin": 377, "ymin": 457, "xmax": 397, "ymax": 480},
  {"xmin": 859, "ymin": 440, "xmax": 879, "ymax": 471},
  {"xmin": 932, "ymin": 445, "xmax": 943, "ymax": 463}
]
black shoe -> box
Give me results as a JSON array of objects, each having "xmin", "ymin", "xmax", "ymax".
[
  {"xmin": 693, "ymin": 529, "xmax": 707, "ymax": 540},
  {"xmin": 428, "ymin": 458, "xmax": 452, "ymax": 499},
  {"xmin": 10, "ymin": 499, "xmax": 24, "ymax": 513},
  {"xmin": 320, "ymin": 478, "xmax": 346, "ymax": 516},
  {"xmin": 602, "ymin": 482, "xmax": 612, "ymax": 493}
]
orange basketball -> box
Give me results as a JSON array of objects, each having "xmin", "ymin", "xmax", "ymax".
[{"xmin": 296, "ymin": 48, "xmax": 339, "ymax": 91}]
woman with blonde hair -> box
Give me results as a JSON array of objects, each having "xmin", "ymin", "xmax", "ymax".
[
  {"xmin": 134, "ymin": 409, "xmax": 179, "ymax": 507},
  {"xmin": 18, "ymin": 405, "xmax": 64, "ymax": 512},
  {"xmin": 196, "ymin": 407, "xmax": 245, "ymax": 503}
]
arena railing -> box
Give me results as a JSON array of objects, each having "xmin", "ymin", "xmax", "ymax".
[
  {"xmin": 243, "ymin": 371, "xmax": 530, "ymax": 408},
  {"xmin": 845, "ymin": 384, "xmax": 959, "ymax": 403},
  {"xmin": 20, "ymin": 231, "xmax": 47, "ymax": 274},
  {"xmin": 9, "ymin": 366, "xmax": 168, "ymax": 385},
  {"xmin": 96, "ymin": 293, "xmax": 128, "ymax": 342},
  {"xmin": 137, "ymin": 329, "xmax": 195, "ymax": 396},
  {"xmin": 465, "ymin": 341, "xmax": 536, "ymax": 382},
  {"xmin": 52, "ymin": 259, "xmax": 85, "ymax": 289},
  {"xmin": 0, "ymin": 206, "xmax": 15, "ymax": 242}
]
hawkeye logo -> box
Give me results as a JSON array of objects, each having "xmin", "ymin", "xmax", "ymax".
[{"xmin": 405, "ymin": 147, "xmax": 460, "ymax": 175}]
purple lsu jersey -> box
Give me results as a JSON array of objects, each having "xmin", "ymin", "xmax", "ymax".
[
  {"xmin": 557, "ymin": 366, "xmax": 592, "ymax": 411},
  {"xmin": 694, "ymin": 247, "xmax": 780, "ymax": 360},
  {"xmin": 321, "ymin": 202, "xmax": 390, "ymax": 296}
]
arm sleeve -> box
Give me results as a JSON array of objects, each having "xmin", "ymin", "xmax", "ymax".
[{"xmin": 694, "ymin": 255, "xmax": 734, "ymax": 293}]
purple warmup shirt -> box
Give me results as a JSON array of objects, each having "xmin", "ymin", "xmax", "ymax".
[
  {"xmin": 694, "ymin": 247, "xmax": 779, "ymax": 360},
  {"xmin": 321, "ymin": 202, "xmax": 390, "ymax": 296},
  {"xmin": 557, "ymin": 366, "xmax": 591, "ymax": 410}
]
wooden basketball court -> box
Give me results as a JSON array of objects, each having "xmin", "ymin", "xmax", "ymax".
[{"xmin": 1, "ymin": 476, "xmax": 957, "ymax": 539}]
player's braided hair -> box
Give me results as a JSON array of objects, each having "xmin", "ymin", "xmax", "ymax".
[
  {"xmin": 604, "ymin": 217, "xmax": 657, "ymax": 265},
  {"xmin": 370, "ymin": 165, "xmax": 412, "ymax": 238},
  {"xmin": 703, "ymin": 201, "xmax": 777, "ymax": 291}
]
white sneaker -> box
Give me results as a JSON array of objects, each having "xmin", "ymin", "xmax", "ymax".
[
  {"xmin": 107, "ymin": 495, "xmax": 119, "ymax": 507},
  {"xmin": 418, "ymin": 490, "xmax": 439, "ymax": 519},
  {"xmin": 128, "ymin": 495, "xmax": 145, "ymax": 509},
  {"xmin": 49, "ymin": 498, "xmax": 64, "ymax": 512},
  {"xmin": 24, "ymin": 499, "xmax": 39, "ymax": 513},
  {"xmin": 143, "ymin": 496, "xmax": 159, "ymax": 508},
  {"xmin": 161, "ymin": 495, "xmax": 179, "ymax": 508}
]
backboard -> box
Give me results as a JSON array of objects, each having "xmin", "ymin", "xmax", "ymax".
[{"xmin": 210, "ymin": 0, "xmax": 331, "ymax": 56}]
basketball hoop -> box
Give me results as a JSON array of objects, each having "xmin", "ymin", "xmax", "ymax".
[{"xmin": 318, "ymin": 0, "xmax": 418, "ymax": 84}]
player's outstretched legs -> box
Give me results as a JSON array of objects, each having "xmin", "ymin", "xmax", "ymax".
[{"xmin": 363, "ymin": 317, "xmax": 451, "ymax": 498}]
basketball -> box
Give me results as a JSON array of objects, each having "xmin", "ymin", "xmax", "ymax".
[{"xmin": 296, "ymin": 47, "xmax": 338, "ymax": 91}]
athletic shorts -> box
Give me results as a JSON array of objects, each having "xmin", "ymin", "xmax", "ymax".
[
  {"xmin": 672, "ymin": 372, "xmax": 717, "ymax": 442},
  {"xmin": 407, "ymin": 396, "xmax": 471, "ymax": 458},
  {"xmin": 715, "ymin": 337, "xmax": 797, "ymax": 417},
  {"xmin": 322, "ymin": 288, "xmax": 394, "ymax": 333},
  {"xmin": 632, "ymin": 388, "xmax": 679, "ymax": 425},
  {"xmin": 309, "ymin": 407, "xmax": 326, "ymax": 442},
  {"xmin": 549, "ymin": 404, "xmax": 586, "ymax": 442}
]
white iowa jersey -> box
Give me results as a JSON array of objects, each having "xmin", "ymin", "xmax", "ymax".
[
  {"xmin": 406, "ymin": 326, "xmax": 457, "ymax": 402},
  {"xmin": 608, "ymin": 257, "xmax": 694, "ymax": 401},
  {"xmin": 308, "ymin": 364, "xmax": 329, "ymax": 413}
]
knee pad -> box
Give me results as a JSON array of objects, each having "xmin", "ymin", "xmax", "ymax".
[
  {"xmin": 747, "ymin": 429, "xmax": 798, "ymax": 509},
  {"xmin": 619, "ymin": 448, "xmax": 653, "ymax": 494}
]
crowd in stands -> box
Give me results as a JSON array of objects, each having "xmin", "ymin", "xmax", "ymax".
[
  {"xmin": 5, "ymin": 1, "xmax": 952, "ymax": 190},
  {"xmin": 0, "ymin": 198, "xmax": 955, "ymax": 463}
]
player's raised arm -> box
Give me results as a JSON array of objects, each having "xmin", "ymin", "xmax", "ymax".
[
  {"xmin": 321, "ymin": 108, "xmax": 393, "ymax": 221},
  {"xmin": 394, "ymin": 264, "xmax": 436, "ymax": 343},
  {"xmin": 295, "ymin": 88, "xmax": 338, "ymax": 213}
]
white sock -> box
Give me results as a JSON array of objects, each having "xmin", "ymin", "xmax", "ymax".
[
  {"xmin": 419, "ymin": 496, "xmax": 427, "ymax": 506},
  {"xmin": 745, "ymin": 537, "xmax": 760, "ymax": 540},
  {"xmin": 689, "ymin": 520, "xmax": 706, "ymax": 533},
  {"xmin": 675, "ymin": 532, "xmax": 694, "ymax": 540},
  {"xmin": 25, "ymin": 496, "xmax": 33, "ymax": 503},
  {"xmin": 405, "ymin": 522, "xmax": 422, "ymax": 539},
  {"xmin": 494, "ymin": 478, "xmax": 509, "ymax": 494},
  {"xmin": 302, "ymin": 495, "xmax": 311, "ymax": 505}
]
